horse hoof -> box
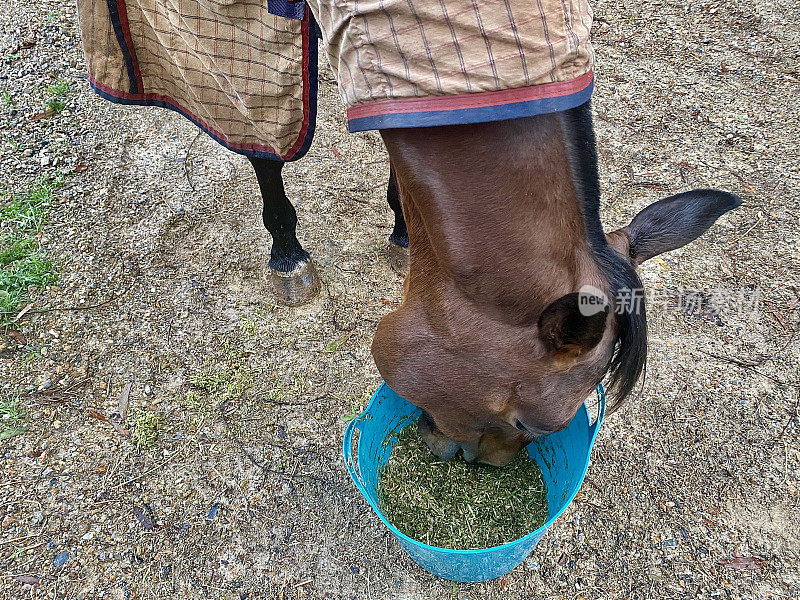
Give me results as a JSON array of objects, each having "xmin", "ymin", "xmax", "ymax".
[
  {"xmin": 269, "ymin": 259, "xmax": 320, "ymax": 305},
  {"xmin": 386, "ymin": 241, "xmax": 409, "ymax": 276}
]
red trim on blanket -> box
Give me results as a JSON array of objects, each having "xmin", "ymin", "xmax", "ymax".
[
  {"xmin": 285, "ymin": 9, "xmax": 312, "ymax": 159},
  {"xmin": 347, "ymin": 70, "xmax": 594, "ymax": 120}
]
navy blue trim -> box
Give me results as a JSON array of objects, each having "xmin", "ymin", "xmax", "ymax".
[
  {"xmin": 266, "ymin": 0, "xmax": 307, "ymax": 20},
  {"xmin": 105, "ymin": 0, "xmax": 139, "ymax": 94},
  {"xmin": 347, "ymin": 80, "xmax": 594, "ymax": 132},
  {"xmin": 89, "ymin": 81, "xmax": 286, "ymax": 161}
]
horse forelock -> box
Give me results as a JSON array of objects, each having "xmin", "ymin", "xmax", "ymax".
[{"xmin": 558, "ymin": 101, "xmax": 648, "ymax": 411}]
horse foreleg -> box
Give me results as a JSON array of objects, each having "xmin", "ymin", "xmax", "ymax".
[
  {"xmin": 249, "ymin": 157, "xmax": 319, "ymax": 305},
  {"xmin": 386, "ymin": 164, "xmax": 409, "ymax": 274},
  {"xmin": 387, "ymin": 165, "xmax": 408, "ymax": 248}
]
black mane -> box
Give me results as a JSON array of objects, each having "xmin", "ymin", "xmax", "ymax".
[{"xmin": 559, "ymin": 100, "xmax": 648, "ymax": 410}]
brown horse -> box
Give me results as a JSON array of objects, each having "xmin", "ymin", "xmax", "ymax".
[
  {"xmin": 371, "ymin": 102, "xmax": 740, "ymax": 466},
  {"xmin": 76, "ymin": 0, "xmax": 740, "ymax": 468}
]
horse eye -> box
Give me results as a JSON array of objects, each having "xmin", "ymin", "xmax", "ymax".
[{"xmin": 514, "ymin": 419, "xmax": 528, "ymax": 432}]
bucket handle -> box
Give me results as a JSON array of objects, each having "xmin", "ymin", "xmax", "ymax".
[
  {"xmin": 343, "ymin": 415, "xmax": 370, "ymax": 498},
  {"xmin": 590, "ymin": 383, "xmax": 607, "ymax": 443}
]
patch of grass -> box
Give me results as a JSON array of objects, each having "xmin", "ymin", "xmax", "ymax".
[
  {"xmin": 1, "ymin": 90, "xmax": 12, "ymax": 108},
  {"xmin": 265, "ymin": 375, "xmax": 308, "ymax": 406},
  {"xmin": 126, "ymin": 409, "xmax": 162, "ymax": 449},
  {"xmin": 45, "ymin": 79, "xmax": 69, "ymax": 114},
  {"xmin": 0, "ymin": 237, "xmax": 36, "ymax": 265},
  {"xmin": 0, "ymin": 396, "xmax": 26, "ymax": 441},
  {"xmin": 0, "ymin": 251, "xmax": 56, "ymax": 323},
  {"xmin": 1, "ymin": 175, "xmax": 61, "ymax": 232},
  {"xmin": 378, "ymin": 422, "xmax": 548, "ymax": 550},
  {"xmin": 0, "ymin": 177, "xmax": 62, "ymax": 326},
  {"xmin": 191, "ymin": 363, "xmax": 253, "ymax": 403},
  {"xmin": 238, "ymin": 318, "xmax": 256, "ymax": 337}
]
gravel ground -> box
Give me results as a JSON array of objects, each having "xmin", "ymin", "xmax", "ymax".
[{"xmin": 1, "ymin": 0, "xmax": 798, "ymax": 598}]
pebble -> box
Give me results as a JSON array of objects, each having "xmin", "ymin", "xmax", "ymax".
[
  {"xmin": 525, "ymin": 559, "xmax": 541, "ymax": 570},
  {"xmin": 53, "ymin": 550, "xmax": 70, "ymax": 567}
]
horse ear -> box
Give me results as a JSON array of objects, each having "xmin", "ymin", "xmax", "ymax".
[
  {"xmin": 538, "ymin": 292, "xmax": 609, "ymax": 359},
  {"xmin": 607, "ymin": 189, "xmax": 741, "ymax": 265}
]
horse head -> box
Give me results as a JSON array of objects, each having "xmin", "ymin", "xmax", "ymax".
[{"xmin": 372, "ymin": 102, "xmax": 740, "ymax": 466}]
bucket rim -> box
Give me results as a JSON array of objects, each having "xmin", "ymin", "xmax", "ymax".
[{"xmin": 343, "ymin": 382, "xmax": 606, "ymax": 556}]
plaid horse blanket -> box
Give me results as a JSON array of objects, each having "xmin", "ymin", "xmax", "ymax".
[{"xmin": 78, "ymin": 0, "xmax": 594, "ymax": 161}]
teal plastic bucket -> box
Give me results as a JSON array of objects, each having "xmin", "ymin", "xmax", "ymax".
[{"xmin": 343, "ymin": 382, "xmax": 605, "ymax": 582}]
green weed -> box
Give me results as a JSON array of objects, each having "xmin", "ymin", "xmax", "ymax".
[
  {"xmin": 0, "ymin": 396, "xmax": 26, "ymax": 441},
  {"xmin": 191, "ymin": 364, "xmax": 253, "ymax": 402},
  {"xmin": 126, "ymin": 409, "xmax": 162, "ymax": 449},
  {"xmin": 45, "ymin": 79, "xmax": 69, "ymax": 114},
  {"xmin": 340, "ymin": 400, "xmax": 360, "ymax": 423},
  {"xmin": 238, "ymin": 318, "xmax": 256, "ymax": 337},
  {"xmin": 325, "ymin": 335, "xmax": 349, "ymax": 352}
]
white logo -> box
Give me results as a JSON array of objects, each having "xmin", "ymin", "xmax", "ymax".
[{"xmin": 578, "ymin": 285, "xmax": 609, "ymax": 316}]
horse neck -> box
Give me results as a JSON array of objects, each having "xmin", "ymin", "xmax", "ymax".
[{"xmin": 381, "ymin": 113, "xmax": 606, "ymax": 324}]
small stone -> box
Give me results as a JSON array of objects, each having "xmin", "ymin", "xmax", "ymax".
[
  {"xmin": 144, "ymin": 385, "xmax": 152, "ymax": 395},
  {"xmin": 53, "ymin": 550, "xmax": 70, "ymax": 567}
]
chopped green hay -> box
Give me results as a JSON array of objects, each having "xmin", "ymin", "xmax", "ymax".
[{"xmin": 377, "ymin": 422, "xmax": 548, "ymax": 550}]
